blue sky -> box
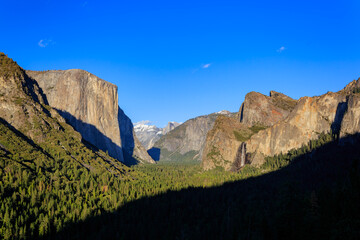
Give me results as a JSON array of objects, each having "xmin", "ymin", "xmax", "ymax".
[{"xmin": 1, "ymin": 0, "xmax": 360, "ymax": 127}]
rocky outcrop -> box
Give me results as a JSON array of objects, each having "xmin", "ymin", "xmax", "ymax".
[
  {"xmin": 239, "ymin": 91, "xmax": 297, "ymax": 127},
  {"xmin": 150, "ymin": 111, "xmax": 235, "ymax": 162},
  {"xmin": 118, "ymin": 108, "xmax": 154, "ymax": 164},
  {"xmin": 340, "ymin": 95, "xmax": 360, "ymax": 138},
  {"xmin": 0, "ymin": 53, "xmax": 63, "ymax": 141},
  {"xmin": 202, "ymin": 79, "xmax": 360, "ymax": 170},
  {"xmin": 26, "ymin": 69, "xmax": 154, "ymax": 164},
  {"xmin": 246, "ymin": 92, "xmax": 347, "ymax": 165},
  {"xmin": 202, "ymin": 91, "xmax": 296, "ymax": 170},
  {"xmin": 162, "ymin": 122, "xmax": 181, "ymax": 135},
  {"xmin": 202, "ymin": 115, "xmax": 252, "ymax": 170}
]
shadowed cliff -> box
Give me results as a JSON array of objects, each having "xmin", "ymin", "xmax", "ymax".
[{"xmin": 55, "ymin": 109, "xmax": 124, "ymax": 161}]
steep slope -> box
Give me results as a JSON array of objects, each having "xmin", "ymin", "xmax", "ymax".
[
  {"xmin": 134, "ymin": 121, "xmax": 181, "ymax": 150},
  {"xmin": 202, "ymin": 91, "xmax": 296, "ymax": 170},
  {"xmin": 339, "ymin": 80, "xmax": 360, "ymax": 141},
  {"xmin": 26, "ymin": 69, "xmax": 124, "ymax": 162},
  {"xmin": 149, "ymin": 111, "xmax": 235, "ymax": 162},
  {"xmin": 118, "ymin": 108, "xmax": 155, "ymax": 164},
  {"xmin": 239, "ymin": 90, "xmax": 297, "ymax": 126},
  {"xmin": 202, "ymin": 115, "xmax": 253, "ymax": 170},
  {"xmin": 26, "ymin": 69, "xmax": 153, "ymax": 164},
  {"xmin": 0, "ymin": 52, "xmax": 131, "ymax": 175},
  {"xmin": 246, "ymin": 91, "xmax": 347, "ymax": 165},
  {"xmin": 203, "ymin": 78, "xmax": 360, "ymax": 170},
  {"xmin": 162, "ymin": 121, "xmax": 181, "ymax": 135},
  {"xmin": 0, "ymin": 53, "xmax": 147, "ymax": 239}
]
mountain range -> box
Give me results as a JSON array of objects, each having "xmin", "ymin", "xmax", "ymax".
[
  {"xmin": 148, "ymin": 110, "xmax": 236, "ymax": 162},
  {"xmin": 134, "ymin": 121, "xmax": 181, "ymax": 150},
  {"xmin": 1, "ymin": 52, "xmax": 359, "ymax": 239}
]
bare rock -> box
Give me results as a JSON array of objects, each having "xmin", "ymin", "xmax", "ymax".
[
  {"xmin": 118, "ymin": 108, "xmax": 154, "ymax": 164},
  {"xmin": 202, "ymin": 115, "xmax": 252, "ymax": 170},
  {"xmin": 239, "ymin": 91, "xmax": 297, "ymax": 127},
  {"xmin": 246, "ymin": 92, "xmax": 347, "ymax": 165},
  {"xmin": 150, "ymin": 112, "xmax": 234, "ymax": 162}
]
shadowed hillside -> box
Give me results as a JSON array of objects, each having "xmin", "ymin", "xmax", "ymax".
[{"xmin": 49, "ymin": 134, "xmax": 360, "ymax": 240}]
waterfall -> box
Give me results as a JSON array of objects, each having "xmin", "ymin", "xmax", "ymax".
[{"xmin": 240, "ymin": 142, "xmax": 246, "ymax": 167}]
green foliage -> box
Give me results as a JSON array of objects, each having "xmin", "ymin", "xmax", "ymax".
[
  {"xmin": 249, "ymin": 125, "xmax": 267, "ymax": 133},
  {"xmin": 233, "ymin": 130, "xmax": 252, "ymax": 141},
  {"xmin": 272, "ymin": 97, "xmax": 297, "ymax": 111},
  {"xmin": 234, "ymin": 125, "xmax": 267, "ymax": 142},
  {"xmin": 262, "ymin": 131, "xmax": 335, "ymax": 170},
  {"xmin": 352, "ymin": 87, "xmax": 360, "ymax": 94},
  {"xmin": 1, "ymin": 118, "xmax": 359, "ymax": 240},
  {"xmin": 0, "ymin": 118, "xmax": 139, "ymax": 239},
  {"xmin": 158, "ymin": 149, "xmax": 199, "ymax": 162},
  {"xmin": 0, "ymin": 53, "xmax": 23, "ymax": 78}
]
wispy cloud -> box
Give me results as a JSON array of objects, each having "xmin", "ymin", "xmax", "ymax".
[
  {"xmin": 38, "ymin": 39, "xmax": 54, "ymax": 48},
  {"xmin": 202, "ymin": 63, "xmax": 211, "ymax": 69},
  {"xmin": 192, "ymin": 63, "xmax": 212, "ymax": 74},
  {"xmin": 277, "ymin": 46, "xmax": 286, "ymax": 53}
]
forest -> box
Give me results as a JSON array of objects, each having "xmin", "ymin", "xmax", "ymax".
[{"xmin": 1, "ymin": 117, "xmax": 359, "ymax": 239}]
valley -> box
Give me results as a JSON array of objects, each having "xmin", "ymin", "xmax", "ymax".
[{"xmin": 0, "ymin": 52, "xmax": 359, "ymax": 239}]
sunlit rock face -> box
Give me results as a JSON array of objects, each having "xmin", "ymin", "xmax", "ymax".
[
  {"xmin": 202, "ymin": 92, "xmax": 296, "ymax": 170},
  {"xmin": 27, "ymin": 69, "xmax": 154, "ymax": 164},
  {"xmin": 246, "ymin": 92, "xmax": 347, "ymax": 165},
  {"xmin": 202, "ymin": 115, "xmax": 251, "ymax": 171},
  {"xmin": 202, "ymin": 79, "xmax": 360, "ymax": 170},
  {"xmin": 27, "ymin": 69, "xmax": 125, "ymax": 162},
  {"xmin": 150, "ymin": 111, "xmax": 235, "ymax": 162},
  {"xmin": 239, "ymin": 91, "xmax": 297, "ymax": 127}
]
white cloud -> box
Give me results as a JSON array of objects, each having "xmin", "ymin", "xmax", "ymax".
[
  {"xmin": 38, "ymin": 39, "xmax": 54, "ymax": 48},
  {"xmin": 38, "ymin": 40, "xmax": 47, "ymax": 48},
  {"xmin": 202, "ymin": 63, "xmax": 211, "ymax": 69},
  {"xmin": 277, "ymin": 46, "xmax": 286, "ymax": 53}
]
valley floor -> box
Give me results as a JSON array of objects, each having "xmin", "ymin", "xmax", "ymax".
[{"xmin": 1, "ymin": 132, "xmax": 360, "ymax": 239}]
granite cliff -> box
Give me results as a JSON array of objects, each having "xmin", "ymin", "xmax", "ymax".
[
  {"xmin": 246, "ymin": 91, "xmax": 347, "ymax": 166},
  {"xmin": 0, "ymin": 52, "xmax": 130, "ymax": 174},
  {"xmin": 202, "ymin": 115, "xmax": 252, "ymax": 170},
  {"xmin": 27, "ymin": 69, "xmax": 153, "ymax": 164},
  {"xmin": 202, "ymin": 79, "xmax": 360, "ymax": 170},
  {"xmin": 239, "ymin": 90, "xmax": 297, "ymax": 127},
  {"xmin": 118, "ymin": 108, "xmax": 155, "ymax": 164},
  {"xmin": 202, "ymin": 91, "xmax": 296, "ymax": 170}
]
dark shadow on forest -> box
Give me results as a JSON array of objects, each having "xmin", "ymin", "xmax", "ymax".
[
  {"xmin": 48, "ymin": 133, "xmax": 360, "ymax": 240},
  {"xmin": 147, "ymin": 147, "xmax": 161, "ymax": 161}
]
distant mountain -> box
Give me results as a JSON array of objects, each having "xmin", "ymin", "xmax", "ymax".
[
  {"xmin": 134, "ymin": 121, "xmax": 181, "ymax": 150},
  {"xmin": 148, "ymin": 110, "xmax": 236, "ymax": 162}
]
